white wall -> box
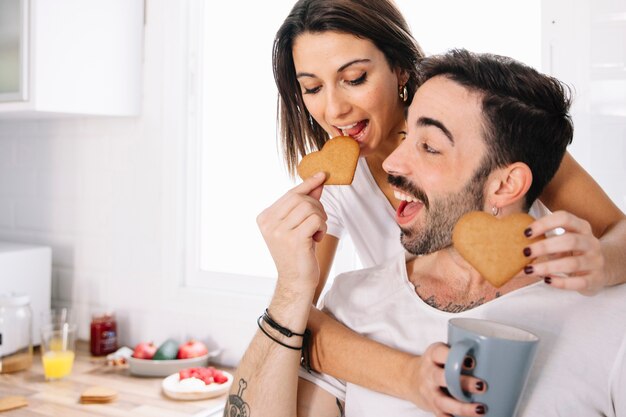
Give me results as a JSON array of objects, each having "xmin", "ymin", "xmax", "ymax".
[{"xmin": 0, "ymin": 0, "xmax": 267, "ymax": 365}]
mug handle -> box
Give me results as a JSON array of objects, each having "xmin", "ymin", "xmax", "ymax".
[{"xmin": 444, "ymin": 340, "xmax": 475, "ymax": 402}]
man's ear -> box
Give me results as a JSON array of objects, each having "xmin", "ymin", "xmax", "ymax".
[{"xmin": 486, "ymin": 162, "xmax": 532, "ymax": 209}]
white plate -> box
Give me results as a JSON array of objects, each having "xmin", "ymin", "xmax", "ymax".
[
  {"xmin": 128, "ymin": 349, "xmax": 221, "ymax": 377},
  {"xmin": 162, "ymin": 370, "xmax": 233, "ymax": 400}
]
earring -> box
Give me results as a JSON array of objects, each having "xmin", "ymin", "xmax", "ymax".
[
  {"xmin": 399, "ymin": 85, "xmax": 408, "ymax": 102},
  {"xmin": 491, "ymin": 205, "xmax": 500, "ymax": 217}
]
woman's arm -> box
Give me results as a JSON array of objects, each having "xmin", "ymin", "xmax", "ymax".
[
  {"xmin": 306, "ymin": 307, "xmax": 485, "ymax": 416},
  {"xmin": 540, "ymin": 152, "xmax": 624, "ymax": 237},
  {"xmin": 533, "ymin": 152, "xmax": 626, "ymax": 293},
  {"xmin": 313, "ymin": 235, "xmax": 339, "ymax": 304}
]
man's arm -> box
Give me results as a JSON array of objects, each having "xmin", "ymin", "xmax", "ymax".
[{"xmin": 225, "ymin": 173, "xmax": 330, "ymax": 416}]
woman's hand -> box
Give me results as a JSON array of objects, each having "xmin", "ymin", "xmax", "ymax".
[
  {"xmin": 256, "ymin": 172, "xmax": 328, "ymax": 293},
  {"xmin": 523, "ymin": 210, "xmax": 606, "ymax": 296},
  {"xmin": 404, "ymin": 343, "xmax": 486, "ymax": 417}
]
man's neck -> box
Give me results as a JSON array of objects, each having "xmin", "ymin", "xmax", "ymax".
[{"xmin": 405, "ymin": 247, "xmax": 541, "ymax": 313}]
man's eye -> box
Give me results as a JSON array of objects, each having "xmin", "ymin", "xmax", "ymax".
[
  {"xmin": 347, "ymin": 72, "xmax": 367, "ymax": 86},
  {"xmin": 422, "ymin": 142, "xmax": 439, "ymax": 154}
]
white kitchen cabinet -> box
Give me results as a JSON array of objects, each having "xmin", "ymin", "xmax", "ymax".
[{"xmin": 0, "ymin": 0, "xmax": 143, "ymax": 117}]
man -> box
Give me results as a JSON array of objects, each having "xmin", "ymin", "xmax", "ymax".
[{"xmin": 225, "ymin": 50, "xmax": 626, "ymax": 417}]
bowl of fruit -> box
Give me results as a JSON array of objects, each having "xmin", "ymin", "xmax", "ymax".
[
  {"xmin": 162, "ymin": 366, "xmax": 233, "ymax": 400},
  {"xmin": 128, "ymin": 339, "xmax": 221, "ymax": 377}
]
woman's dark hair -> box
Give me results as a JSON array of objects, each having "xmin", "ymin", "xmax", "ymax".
[
  {"xmin": 417, "ymin": 49, "xmax": 574, "ymax": 209},
  {"xmin": 273, "ymin": 0, "xmax": 424, "ymax": 176}
]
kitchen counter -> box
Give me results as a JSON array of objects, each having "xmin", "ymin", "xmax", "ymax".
[{"xmin": 0, "ymin": 342, "xmax": 230, "ymax": 417}]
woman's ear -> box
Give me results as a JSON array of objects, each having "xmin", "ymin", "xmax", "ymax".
[
  {"xmin": 486, "ymin": 162, "xmax": 533, "ymax": 210},
  {"xmin": 396, "ymin": 68, "xmax": 409, "ymax": 86}
]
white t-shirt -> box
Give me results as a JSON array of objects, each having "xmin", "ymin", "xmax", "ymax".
[
  {"xmin": 321, "ymin": 158, "xmax": 549, "ymax": 268},
  {"xmin": 300, "ymin": 253, "xmax": 626, "ymax": 417}
]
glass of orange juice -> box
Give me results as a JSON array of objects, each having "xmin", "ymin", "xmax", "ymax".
[{"xmin": 40, "ymin": 322, "xmax": 77, "ymax": 380}]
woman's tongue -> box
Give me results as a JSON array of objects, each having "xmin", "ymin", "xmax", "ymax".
[{"xmin": 343, "ymin": 120, "xmax": 368, "ymax": 138}]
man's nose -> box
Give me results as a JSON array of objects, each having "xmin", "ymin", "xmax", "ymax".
[
  {"xmin": 324, "ymin": 88, "xmax": 351, "ymax": 121},
  {"xmin": 383, "ymin": 138, "xmax": 412, "ymax": 176}
]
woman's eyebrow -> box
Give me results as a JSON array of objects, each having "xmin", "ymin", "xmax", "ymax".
[
  {"xmin": 296, "ymin": 59, "xmax": 371, "ymax": 79},
  {"xmin": 337, "ymin": 58, "xmax": 371, "ymax": 72}
]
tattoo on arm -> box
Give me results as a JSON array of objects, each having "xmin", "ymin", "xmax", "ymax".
[{"xmin": 224, "ymin": 378, "xmax": 251, "ymax": 417}]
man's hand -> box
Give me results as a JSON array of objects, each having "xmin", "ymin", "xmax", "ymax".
[
  {"xmin": 522, "ymin": 210, "xmax": 605, "ymax": 295},
  {"xmin": 257, "ymin": 172, "xmax": 328, "ymax": 293},
  {"xmin": 405, "ymin": 343, "xmax": 487, "ymax": 417}
]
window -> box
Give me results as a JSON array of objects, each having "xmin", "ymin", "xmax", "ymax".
[{"xmin": 186, "ymin": 1, "xmax": 542, "ymax": 294}]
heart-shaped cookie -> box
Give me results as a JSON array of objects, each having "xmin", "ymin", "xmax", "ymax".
[
  {"xmin": 452, "ymin": 211, "xmax": 544, "ymax": 287},
  {"xmin": 297, "ymin": 136, "xmax": 359, "ymax": 185}
]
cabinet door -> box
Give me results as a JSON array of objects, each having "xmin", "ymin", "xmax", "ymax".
[{"xmin": 0, "ymin": 0, "xmax": 28, "ymax": 102}]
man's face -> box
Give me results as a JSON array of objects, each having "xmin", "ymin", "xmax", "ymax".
[{"xmin": 382, "ymin": 76, "xmax": 490, "ymax": 255}]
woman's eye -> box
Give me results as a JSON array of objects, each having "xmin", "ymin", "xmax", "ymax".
[
  {"xmin": 347, "ymin": 72, "xmax": 367, "ymax": 86},
  {"xmin": 303, "ymin": 85, "xmax": 321, "ymax": 95}
]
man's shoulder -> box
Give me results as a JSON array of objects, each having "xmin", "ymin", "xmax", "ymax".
[{"xmin": 321, "ymin": 253, "xmax": 409, "ymax": 314}]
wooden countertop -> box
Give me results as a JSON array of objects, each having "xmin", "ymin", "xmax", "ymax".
[{"xmin": 0, "ymin": 342, "xmax": 230, "ymax": 417}]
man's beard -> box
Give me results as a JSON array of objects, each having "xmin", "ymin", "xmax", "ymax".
[{"xmin": 393, "ymin": 166, "xmax": 490, "ymax": 256}]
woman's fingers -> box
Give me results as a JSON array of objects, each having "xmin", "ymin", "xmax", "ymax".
[
  {"xmin": 423, "ymin": 343, "xmax": 486, "ymax": 416},
  {"xmin": 521, "ymin": 210, "xmax": 607, "ymax": 295},
  {"xmin": 433, "ymin": 390, "xmax": 486, "ymax": 417},
  {"xmin": 525, "ymin": 232, "xmax": 598, "ymax": 259},
  {"xmin": 526, "ymin": 210, "xmax": 592, "ymax": 238}
]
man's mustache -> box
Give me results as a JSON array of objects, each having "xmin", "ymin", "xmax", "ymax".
[{"xmin": 387, "ymin": 175, "xmax": 429, "ymax": 209}]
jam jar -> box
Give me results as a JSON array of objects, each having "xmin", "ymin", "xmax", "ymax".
[
  {"xmin": 90, "ymin": 312, "xmax": 118, "ymax": 356},
  {"xmin": 0, "ymin": 293, "xmax": 33, "ymax": 373}
]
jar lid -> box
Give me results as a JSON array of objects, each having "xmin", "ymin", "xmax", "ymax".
[{"xmin": 0, "ymin": 292, "xmax": 31, "ymax": 307}]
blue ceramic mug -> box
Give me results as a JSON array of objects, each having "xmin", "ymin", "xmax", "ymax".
[{"xmin": 445, "ymin": 318, "xmax": 539, "ymax": 417}]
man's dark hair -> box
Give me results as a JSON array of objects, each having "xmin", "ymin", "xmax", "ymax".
[{"xmin": 417, "ymin": 49, "xmax": 573, "ymax": 209}]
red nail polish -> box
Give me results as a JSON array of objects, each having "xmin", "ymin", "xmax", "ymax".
[
  {"xmin": 524, "ymin": 265, "xmax": 534, "ymax": 275},
  {"xmin": 524, "ymin": 227, "xmax": 532, "ymax": 237},
  {"xmin": 544, "ymin": 277, "xmax": 552, "ymax": 284},
  {"xmin": 523, "ymin": 247, "xmax": 531, "ymax": 257},
  {"xmin": 476, "ymin": 405, "xmax": 486, "ymax": 415},
  {"xmin": 476, "ymin": 381, "xmax": 484, "ymax": 391}
]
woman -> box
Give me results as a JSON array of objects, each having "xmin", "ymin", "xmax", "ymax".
[{"xmin": 271, "ymin": 0, "xmax": 626, "ymax": 414}]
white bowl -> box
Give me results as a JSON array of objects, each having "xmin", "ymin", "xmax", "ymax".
[
  {"xmin": 128, "ymin": 350, "xmax": 220, "ymax": 377},
  {"xmin": 162, "ymin": 370, "xmax": 233, "ymax": 400}
]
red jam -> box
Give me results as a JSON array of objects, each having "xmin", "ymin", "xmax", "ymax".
[{"xmin": 90, "ymin": 313, "xmax": 118, "ymax": 356}]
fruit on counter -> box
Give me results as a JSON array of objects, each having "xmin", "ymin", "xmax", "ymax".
[
  {"xmin": 179, "ymin": 367, "xmax": 229, "ymax": 385},
  {"xmin": 177, "ymin": 340, "xmax": 209, "ymax": 359},
  {"xmin": 152, "ymin": 339, "xmax": 180, "ymax": 360},
  {"xmin": 131, "ymin": 342, "xmax": 157, "ymax": 359}
]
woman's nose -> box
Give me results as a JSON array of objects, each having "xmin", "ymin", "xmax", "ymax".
[{"xmin": 325, "ymin": 88, "xmax": 351, "ymax": 121}]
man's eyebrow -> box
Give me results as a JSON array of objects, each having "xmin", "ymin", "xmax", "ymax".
[
  {"xmin": 417, "ymin": 117, "xmax": 454, "ymax": 145},
  {"xmin": 296, "ymin": 59, "xmax": 371, "ymax": 79}
]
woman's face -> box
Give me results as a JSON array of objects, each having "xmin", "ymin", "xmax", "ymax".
[{"xmin": 292, "ymin": 31, "xmax": 407, "ymax": 156}]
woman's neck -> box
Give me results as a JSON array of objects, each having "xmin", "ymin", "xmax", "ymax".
[{"xmin": 365, "ymin": 126, "xmax": 405, "ymax": 210}]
